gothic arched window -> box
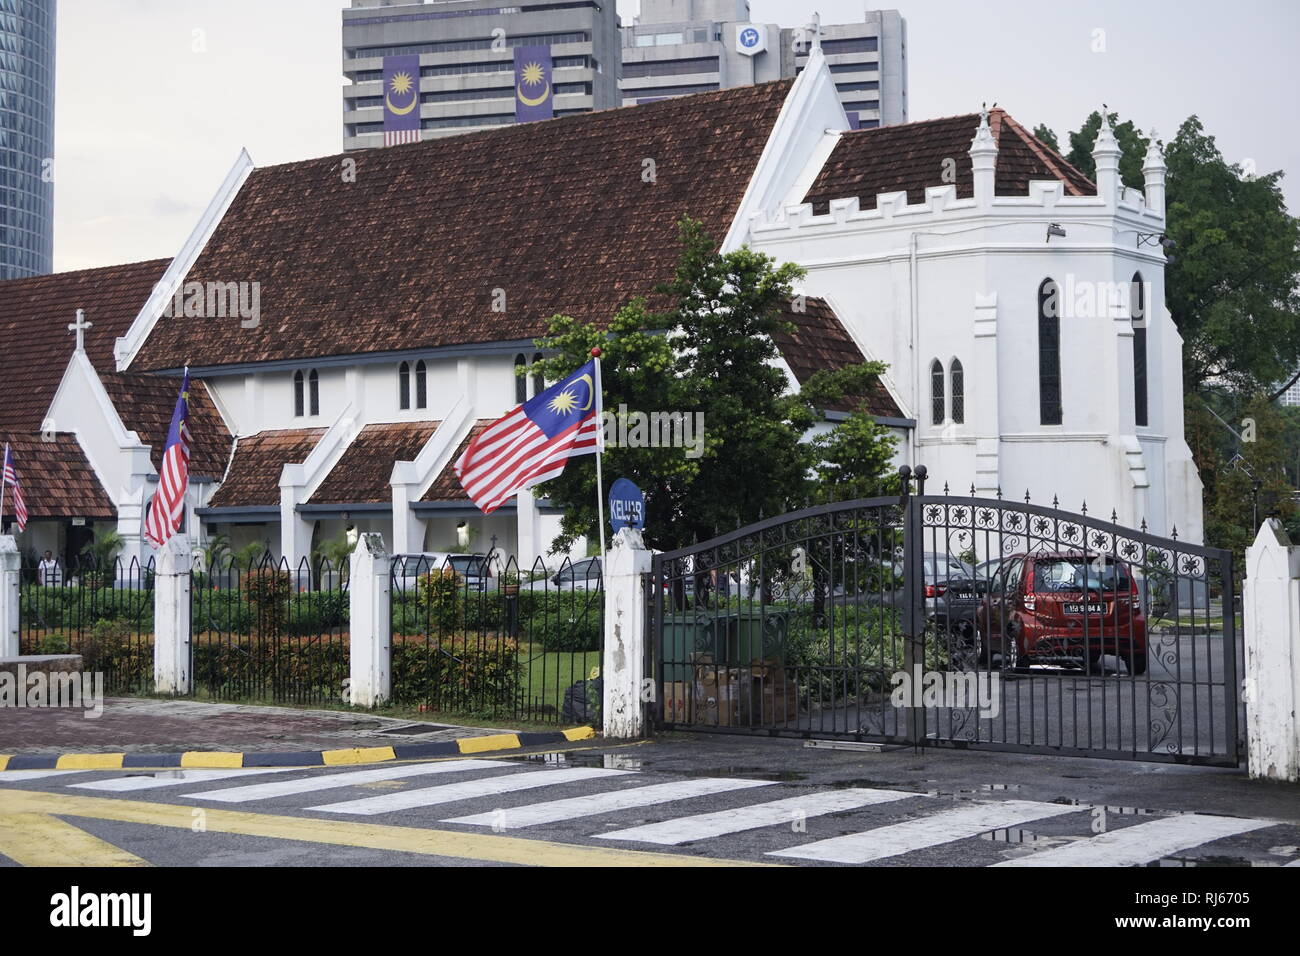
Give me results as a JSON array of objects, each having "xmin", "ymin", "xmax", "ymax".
[
  {"xmin": 1038, "ymin": 279, "xmax": 1062, "ymax": 425},
  {"xmin": 950, "ymin": 359, "xmax": 965, "ymax": 424},
  {"xmin": 1131, "ymin": 272, "xmax": 1148, "ymax": 427},
  {"xmin": 930, "ymin": 359, "xmax": 945, "ymax": 426},
  {"xmin": 294, "ymin": 370, "xmax": 305, "ymax": 417},
  {"xmin": 531, "ymin": 352, "xmax": 545, "ymax": 399},
  {"xmin": 308, "ymin": 369, "xmax": 320, "ymax": 417},
  {"xmin": 514, "ymin": 354, "xmax": 527, "ymax": 404},
  {"xmin": 415, "ymin": 360, "xmax": 427, "ymax": 410},
  {"xmin": 399, "ymin": 361, "xmax": 411, "ymax": 410}
]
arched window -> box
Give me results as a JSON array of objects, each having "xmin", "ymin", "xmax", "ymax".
[
  {"xmin": 531, "ymin": 352, "xmax": 545, "ymax": 398},
  {"xmin": 308, "ymin": 369, "xmax": 320, "ymax": 417},
  {"xmin": 950, "ymin": 359, "xmax": 964, "ymax": 424},
  {"xmin": 398, "ymin": 361, "xmax": 410, "ymax": 410},
  {"xmin": 514, "ymin": 354, "xmax": 527, "ymax": 404},
  {"xmin": 1038, "ymin": 279, "xmax": 1062, "ymax": 425},
  {"xmin": 414, "ymin": 360, "xmax": 427, "ymax": 410},
  {"xmin": 1131, "ymin": 272, "xmax": 1148, "ymax": 427},
  {"xmin": 293, "ymin": 370, "xmax": 305, "ymax": 417},
  {"xmin": 930, "ymin": 359, "xmax": 945, "ymax": 426}
]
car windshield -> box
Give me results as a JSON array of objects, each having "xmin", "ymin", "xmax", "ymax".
[
  {"xmin": 558, "ymin": 561, "xmax": 600, "ymax": 580},
  {"xmin": 448, "ymin": 556, "xmax": 485, "ymax": 576},
  {"xmin": 928, "ymin": 555, "xmax": 975, "ymax": 580},
  {"xmin": 1034, "ymin": 558, "xmax": 1130, "ymax": 592}
]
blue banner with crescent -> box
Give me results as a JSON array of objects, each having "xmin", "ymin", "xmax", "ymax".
[
  {"xmin": 383, "ymin": 54, "xmax": 421, "ymax": 135},
  {"xmin": 523, "ymin": 359, "xmax": 598, "ymax": 439},
  {"xmin": 514, "ymin": 45, "xmax": 554, "ymax": 123}
]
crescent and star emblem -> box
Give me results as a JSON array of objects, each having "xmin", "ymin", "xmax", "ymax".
[
  {"xmin": 386, "ymin": 70, "xmax": 417, "ymax": 115},
  {"xmin": 517, "ymin": 60, "xmax": 550, "ymax": 107}
]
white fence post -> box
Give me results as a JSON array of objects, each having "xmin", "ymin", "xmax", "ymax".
[
  {"xmin": 349, "ymin": 532, "xmax": 391, "ymax": 708},
  {"xmin": 153, "ymin": 535, "xmax": 193, "ymax": 694},
  {"xmin": 0, "ymin": 535, "xmax": 19, "ymax": 658},
  {"xmin": 603, "ymin": 527, "xmax": 653, "ymax": 738},
  {"xmin": 1243, "ymin": 518, "xmax": 1300, "ymax": 782}
]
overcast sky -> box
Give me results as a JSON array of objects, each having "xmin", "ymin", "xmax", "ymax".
[{"xmin": 52, "ymin": 0, "xmax": 1300, "ymax": 271}]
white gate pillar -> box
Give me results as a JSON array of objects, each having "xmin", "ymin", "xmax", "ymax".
[
  {"xmin": 153, "ymin": 535, "xmax": 193, "ymax": 694},
  {"xmin": 349, "ymin": 532, "xmax": 391, "ymax": 708},
  {"xmin": 1243, "ymin": 518, "xmax": 1300, "ymax": 782},
  {"xmin": 602, "ymin": 527, "xmax": 652, "ymax": 738},
  {"xmin": 0, "ymin": 535, "xmax": 20, "ymax": 658}
]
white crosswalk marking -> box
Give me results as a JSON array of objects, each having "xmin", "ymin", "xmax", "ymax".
[
  {"xmin": 72, "ymin": 768, "xmax": 297, "ymax": 792},
  {"xmin": 181, "ymin": 759, "xmax": 506, "ymax": 803},
  {"xmin": 993, "ymin": 813, "xmax": 1276, "ymax": 866},
  {"xmin": 308, "ymin": 767, "xmax": 631, "ymax": 816},
  {"xmin": 443, "ymin": 777, "xmax": 777, "ymax": 829},
  {"xmin": 767, "ymin": 799, "xmax": 1080, "ymax": 864},
  {"xmin": 0, "ymin": 770, "xmax": 79, "ymax": 781},
  {"xmin": 598, "ymin": 787, "xmax": 925, "ymax": 845}
]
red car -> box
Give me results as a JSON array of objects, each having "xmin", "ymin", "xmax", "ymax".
[{"xmin": 976, "ymin": 551, "xmax": 1148, "ymax": 675}]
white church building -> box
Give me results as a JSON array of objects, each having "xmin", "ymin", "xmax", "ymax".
[{"xmin": 0, "ymin": 42, "xmax": 1200, "ymax": 571}]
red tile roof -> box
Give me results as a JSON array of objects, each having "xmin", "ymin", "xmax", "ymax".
[
  {"xmin": 0, "ymin": 433, "xmax": 115, "ymax": 520},
  {"xmin": 308, "ymin": 421, "xmax": 439, "ymax": 505},
  {"xmin": 773, "ymin": 298, "xmax": 903, "ymax": 418},
  {"xmin": 422, "ymin": 422, "xmax": 492, "ymax": 502},
  {"xmin": 128, "ymin": 80, "xmax": 796, "ymax": 372},
  {"xmin": 206, "ymin": 428, "xmax": 324, "ymax": 508},
  {"xmin": 802, "ymin": 109, "xmax": 1095, "ymax": 214},
  {"xmin": 100, "ymin": 375, "xmax": 231, "ymax": 479}
]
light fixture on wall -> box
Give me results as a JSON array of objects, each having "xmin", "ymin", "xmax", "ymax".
[
  {"xmin": 456, "ymin": 520, "xmax": 471, "ymax": 551},
  {"xmin": 1137, "ymin": 231, "xmax": 1177, "ymax": 263},
  {"xmin": 1046, "ymin": 222, "xmax": 1067, "ymax": 242}
]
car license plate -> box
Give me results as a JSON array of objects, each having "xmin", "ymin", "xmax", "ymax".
[{"xmin": 1064, "ymin": 602, "xmax": 1105, "ymax": 614}]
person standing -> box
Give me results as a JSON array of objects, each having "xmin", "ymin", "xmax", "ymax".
[{"xmin": 37, "ymin": 550, "xmax": 61, "ymax": 586}]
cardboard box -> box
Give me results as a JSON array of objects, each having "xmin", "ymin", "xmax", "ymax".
[{"xmin": 664, "ymin": 681, "xmax": 694, "ymax": 723}]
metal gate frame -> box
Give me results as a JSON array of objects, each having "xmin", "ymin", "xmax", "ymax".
[{"xmin": 650, "ymin": 469, "xmax": 1242, "ymax": 766}]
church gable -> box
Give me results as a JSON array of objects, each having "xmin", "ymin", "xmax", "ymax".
[
  {"xmin": 129, "ymin": 80, "xmax": 796, "ymax": 374},
  {"xmin": 307, "ymin": 421, "xmax": 439, "ymax": 506},
  {"xmin": 0, "ymin": 433, "xmax": 114, "ymax": 520},
  {"xmin": 206, "ymin": 428, "xmax": 325, "ymax": 509},
  {"xmin": 802, "ymin": 109, "xmax": 1094, "ymax": 214}
]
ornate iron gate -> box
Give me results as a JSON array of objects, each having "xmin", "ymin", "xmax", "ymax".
[{"xmin": 651, "ymin": 470, "xmax": 1242, "ymax": 766}]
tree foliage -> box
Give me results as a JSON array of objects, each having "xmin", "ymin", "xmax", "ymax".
[{"xmin": 529, "ymin": 218, "xmax": 897, "ymax": 554}]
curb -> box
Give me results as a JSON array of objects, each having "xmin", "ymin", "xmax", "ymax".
[{"xmin": 0, "ymin": 726, "xmax": 596, "ymax": 771}]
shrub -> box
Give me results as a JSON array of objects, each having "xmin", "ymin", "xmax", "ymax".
[
  {"xmin": 520, "ymin": 591, "xmax": 603, "ymax": 652},
  {"xmin": 246, "ymin": 567, "xmax": 293, "ymax": 637},
  {"xmin": 391, "ymin": 635, "xmax": 521, "ymax": 715},
  {"xmin": 415, "ymin": 567, "xmax": 464, "ymax": 632}
]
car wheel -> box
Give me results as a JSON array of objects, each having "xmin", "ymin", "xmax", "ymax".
[
  {"xmin": 1127, "ymin": 649, "xmax": 1148, "ymax": 676},
  {"xmin": 1003, "ymin": 628, "xmax": 1027, "ymax": 672}
]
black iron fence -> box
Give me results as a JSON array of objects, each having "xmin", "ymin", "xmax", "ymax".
[
  {"xmin": 17, "ymin": 555, "xmax": 155, "ymax": 695},
  {"xmin": 389, "ymin": 553, "xmax": 603, "ymax": 724},
  {"xmin": 651, "ymin": 475, "xmax": 1242, "ymax": 766}
]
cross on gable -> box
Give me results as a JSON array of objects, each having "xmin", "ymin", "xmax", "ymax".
[{"xmin": 68, "ymin": 308, "xmax": 92, "ymax": 352}]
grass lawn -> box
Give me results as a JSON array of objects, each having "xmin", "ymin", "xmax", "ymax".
[{"xmin": 518, "ymin": 642, "xmax": 601, "ymax": 716}]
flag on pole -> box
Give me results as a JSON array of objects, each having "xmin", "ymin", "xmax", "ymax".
[
  {"xmin": 455, "ymin": 359, "xmax": 601, "ymax": 514},
  {"xmin": 144, "ymin": 370, "xmax": 191, "ymax": 548},
  {"xmin": 2, "ymin": 444, "xmax": 28, "ymax": 533},
  {"xmin": 382, "ymin": 54, "xmax": 422, "ymax": 146}
]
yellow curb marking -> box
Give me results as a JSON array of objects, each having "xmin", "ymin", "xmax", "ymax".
[
  {"xmin": 181, "ymin": 752, "xmax": 244, "ymax": 769},
  {"xmin": 0, "ymin": 788, "xmax": 772, "ymax": 868},
  {"xmin": 563, "ymin": 727, "xmax": 596, "ymax": 741},
  {"xmin": 56, "ymin": 753, "xmax": 126, "ymax": 771},
  {"xmin": 0, "ymin": 756, "xmax": 9, "ymax": 771},
  {"xmin": 458, "ymin": 733, "xmax": 521, "ymax": 754},
  {"xmin": 0, "ymin": 812, "xmax": 151, "ymax": 867},
  {"xmin": 323, "ymin": 746, "xmax": 397, "ymax": 766}
]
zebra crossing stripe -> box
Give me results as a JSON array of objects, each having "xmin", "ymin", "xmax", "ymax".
[
  {"xmin": 181, "ymin": 759, "xmax": 506, "ymax": 803},
  {"xmin": 308, "ymin": 767, "xmax": 631, "ymax": 816},
  {"xmin": 767, "ymin": 800, "xmax": 1080, "ymax": 864},
  {"xmin": 598, "ymin": 788, "xmax": 925, "ymax": 845},
  {"xmin": 992, "ymin": 813, "xmax": 1276, "ymax": 867},
  {"xmin": 71, "ymin": 768, "xmax": 298, "ymax": 792},
  {"xmin": 443, "ymin": 777, "xmax": 777, "ymax": 829},
  {"xmin": 0, "ymin": 770, "xmax": 80, "ymax": 781}
]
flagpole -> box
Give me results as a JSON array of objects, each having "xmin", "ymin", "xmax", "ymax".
[
  {"xmin": 0, "ymin": 443, "xmax": 8, "ymax": 531},
  {"xmin": 591, "ymin": 348, "xmax": 607, "ymax": 562}
]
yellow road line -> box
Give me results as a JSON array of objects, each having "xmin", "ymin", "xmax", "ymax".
[
  {"xmin": 322, "ymin": 746, "xmax": 396, "ymax": 766},
  {"xmin": 0, "ymin": 812, "xmax": 151, "ymax": 867},
  {"xmin": 458, "ymin": 733, "xmax": 520, "ymax": 754},
  {"xmin": 0, "ymin": 788, "xmax": 771, "ymax": 868},
  {"xmin": 0, "ymin": 756, "xmax": 8, "ymax": 771}
]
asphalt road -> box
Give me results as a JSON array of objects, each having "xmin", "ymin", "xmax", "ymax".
[{"xmin": 2, "ymin": 734, "xmax": 1297, "ymax": 868}]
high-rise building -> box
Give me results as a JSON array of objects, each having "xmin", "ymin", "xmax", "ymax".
[
  {"xmin": 1280, "ymin": 374, "xmax": 1300, "ymax": 407},
  {"xmin": 341, "ymin": 0, "xmax": 622, "ymax": 150},
  {"xmin": 0, "ymin": 0, "xmax": 56, "ymax": 279},
  {"xmin": 622, "ymin": 1, "xmax": 907, "ymax": 129}
]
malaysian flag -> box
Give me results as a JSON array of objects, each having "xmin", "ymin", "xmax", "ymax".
[
  {"xmin": 144, "ymin": 370, "xmax": 191, "ymax": 548},
  {"xmin": 2, "ymin": 444, "xmax": 28, "ymax": 533},
  {"xmin": 456, "ymin": 359, "xmax": 601, "ymax": 514},
  {"xmin": 382, "ymin": 54, "xmax": 422, "ymax": 146}
]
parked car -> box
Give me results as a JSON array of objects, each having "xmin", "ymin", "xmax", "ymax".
[
  {"xmin": 975, "ymin": 551, "xmax": 1147, "ymax": 674},
  {"xmin": 392, "ymin": 553, "xmax": 493, "ymax": 594},
  {"xmin": 522, "ymin": 556, "xmax": 603, "ymax": 592}
]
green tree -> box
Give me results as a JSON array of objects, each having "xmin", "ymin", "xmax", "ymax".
[
  {"xmin": 1031, "ymin": 123, "xmax": 1060, "ymax": 153},
  {"xmin": 531, "ymin": 218, "xmax": 896, "ymax": 554},
  {"xmin": 1063, "ymin": 110, "xmax": 1149, "ymax": 189}
]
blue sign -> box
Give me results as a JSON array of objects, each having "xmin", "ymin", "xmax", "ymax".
[
  {"xmin": 740, "ymin": 27, "xmax": 760, "ymax": 48},
  {"xmin": 609, "ymin": 478, "xmax": 645, "ymax": 532}
]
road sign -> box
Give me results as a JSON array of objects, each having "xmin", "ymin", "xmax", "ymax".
[{"xmin": 609, "ymin": 478, "xmax": 645, "ymax": 532}]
